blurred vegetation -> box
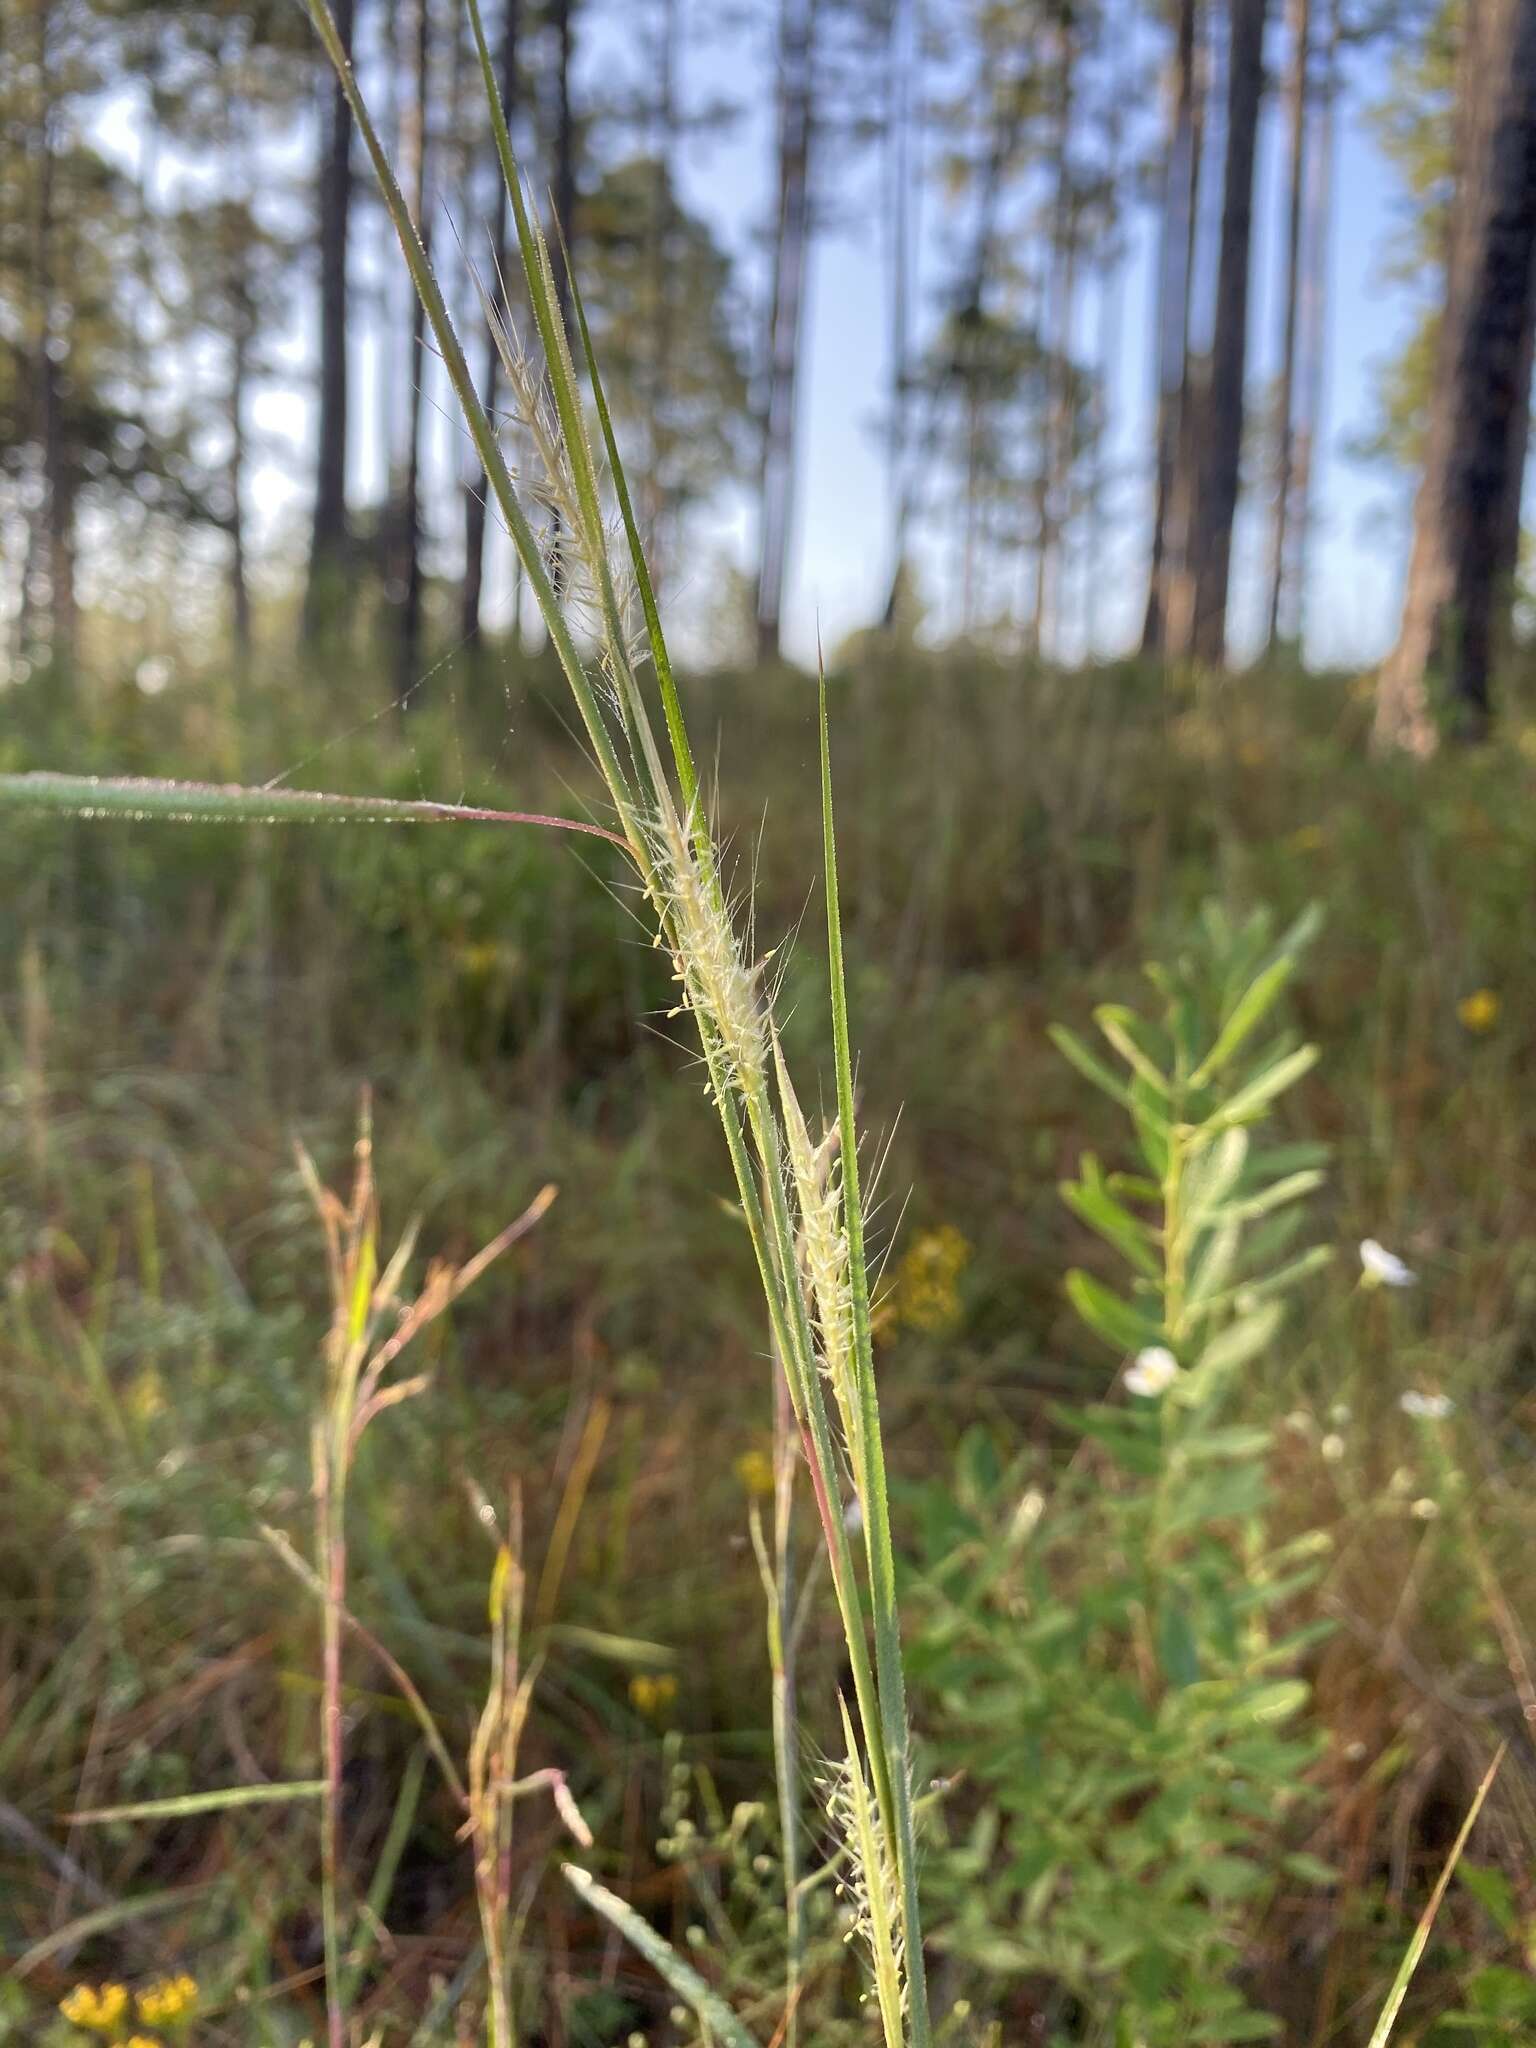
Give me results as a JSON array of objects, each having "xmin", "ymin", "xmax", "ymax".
[{"xmin": 3, "ymin": 643, "xmax": 1536, "ymax": 2042}]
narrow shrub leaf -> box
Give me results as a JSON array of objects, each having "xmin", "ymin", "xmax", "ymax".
[
  {"xmin": 1061, "ymin": 1178, "xmax": 1160, "ymax": 1280},
  {"xmin": 1065, "ymin": 1270, "xmax": 1166, "ymax": 1353},
  {"xmin": 1209, "ymin": 1045, "xmax": 1320, "ymax": 1129},
  {"xmin": 1048, "ymin": 1024, "xmax": 1137, "ymax": 1111},
  {"xmin": 1192, "ymin": 956, "xmax": 1295, "ymax": 1085}
]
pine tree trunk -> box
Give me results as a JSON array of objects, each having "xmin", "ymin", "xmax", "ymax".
[
  {"xmin": 1142, "ymin": 0, "xmax": 1201, "ymax": 655},
  {"xmin": 880, "ymin": 0, "xmax": 919, "ymax": 628},
  {"xmin": 461, "ymin": 0, "xmax": 520, "ymax": 650},
  {"xmin": 755, "ymin": 0, "xmax": 818, "ymax": 664},
  {"xmin": 549, "ymin": 0, "xmax": 576, "ymax": 337},
  {"xmin": 395, "ymin": 0, "xmax": 431, "ymax": 699},
  {"xmin": 1085, "ymin": 0, "xmax": 1132, "ymax": 658},
  {"xmin": 1290, "ymin": 0, "xmax": 1336, "ymax": 633},
  {"xmin": 304, "ymin": 0, "xmax": 357, "ymax": 646},
  {"xmin": 541, "ymin": 0, "xmax": 577, "ymax": 592},
  {"xmin": 1031, "ymin": 19, "xmax": 1078, "ymax": 659},
  {"xmin": 645, "ymin": 0, "xmax": 680, "ymax": 581},
  {"xmin": 1264, "ymin": 0, "xmax": 1310, "ymax": 650},
  {"xmin": 229, "ymin": 314, "xmax": 253, "ymax": 666},
  {"xmin": 1376, "ymin": 0, "xmax": 1536, "ymax": 748},
  {"xmin": 22, "ymin": 0, "xmax": 74, "ymax": 677},
  {"xmin": 1186, "ymin": 0, "xmax": 1269, "ymax": 666}
]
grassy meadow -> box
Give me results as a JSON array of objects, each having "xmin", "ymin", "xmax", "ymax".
[{"xmin": 4, "ymin": 642, "xmax": 1536, "ymax": 2045}]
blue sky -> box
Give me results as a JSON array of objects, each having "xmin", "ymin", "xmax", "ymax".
[
  {"xmin": 715, "ymin": 24, "xmax": 1423, "ymax": 671},
  {"xmin": 107, "ymin": 4, "xmax": 1428, "ymax": 675}
]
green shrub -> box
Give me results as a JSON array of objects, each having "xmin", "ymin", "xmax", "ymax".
[{"xmin": 909, "ymin": 907, "xmax": 1338, "ymax": 2044}]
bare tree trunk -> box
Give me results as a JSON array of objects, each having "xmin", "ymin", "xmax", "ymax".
[
  {"xmin": 461, "ymin": 0, "xmax": 520, "ymax": 650},
  {"xmin": 1286, "ymin": 0, "xmax": 1337, "ymax": 653},
  {"xmin": 541, "ymin": 0, "xmax": 578, "ymax": 592},
  {"xmin": 1376, "ymin": 0, "xmax": 1536, "ymax": 748},
  {"xmin": 395, "ymin": 0, "xmax": 432, "ymax": 699},
  {"xmin": 1142, "ymin": 0, "xmax": 1201, "ymax": 655},
  {"xmin": 1030, "ymin": 19, "xmax": 1078, "ymax": 659},
  {"xmin": 644, "ymin": 0, "xmax": 681, "ymax": 581},
  {"xmin": 1084, "ymin": 0, "xmax": 1132, "ymax": 658},
  {"xmin": 549, "ymin": 0, "xmax": 576, "ymax": 336},
  {"xmin": 1163, "ymin": 13, "xmax": 1210, "ymax": 653},
  {"xmin": 755, "ymin": 0, "xmax": 818, "ymax": 663},
  {"xmin": 880, "ymin": 0, "xmax": 919, "ymax": 627},
  {"xmin": 229, "ymin": 306, "xmax": 254, "ymax": 667},
  {"xmin": 1264, "ymin": 0, "xmax": 1310, "ymax": 651},
  {"xmin": 1186, "ymin": 0, "xmax": 1269, "ymax": 666},
  {"xmin": 21, "ymin": 1, "xmax": 74, "ymax": 679},
  {"xmin": 303, "ymin": 0, "xmax": 358, "ymax": 645}
]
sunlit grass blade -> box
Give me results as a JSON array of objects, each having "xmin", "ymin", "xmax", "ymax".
[
  {"xmin": 12, "ymin": 1886, "xmax": 214, "ymax": 1978},
  {"xmin": 340, "ymin": 1743, "xmax": 428, "ymax": 2002},
  {"xmin": 0, "ymin": 772, "xmax": 630, "ymax": 849},
  {"xmin": 66, "ymin": 1781, "xmax": 325, "ymax": 1823},
  {"xmin": 1365, "ymin": 1743, "xmax": 1506, "ymax": 2048},
  {"xmin": 560, "ymin": 246, "xmax": 696, "ymax": 816},
  {"xmin": 562, "ymin": 1866, "xmax": 762, "ymax": 2048},
  {"xmin": 818, "ymin": 666, "xmax": 932, "ymax": 2047}
]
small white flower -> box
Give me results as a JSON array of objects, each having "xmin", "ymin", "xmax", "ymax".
[
  {"xmin": 1410, "ymin": 1497, "xmax": 1441, "ymax": 1521},
  {"xmin": 1359, "ymin": 1239, "xmax": 1417, "ymax": 1288},
  {"xmin": 1320, "ymin": 1433, "xmax": 1345, "ymax": 1463},
  {"xmin": 1400, "ymin": 1390, "xmax": 1454, "ymax": 1420},
  {"xmin": 1124, "ymin": 1346, "xmax": 1180, "ymax": 1398},
  {"xmin": 1008, "ymin": 1488, "xmax": 1046, "ymax": 1544}
]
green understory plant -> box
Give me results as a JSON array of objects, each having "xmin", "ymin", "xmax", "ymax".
[{"xmin": 908, "ymin": 905, "xmax": 1338, "ymax": 2044}]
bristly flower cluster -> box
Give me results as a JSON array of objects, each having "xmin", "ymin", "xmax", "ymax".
[
  {"xmin": 821, "ymin": 1700, "xmax": 909, "ymax": 2043},
  {"xmin": 649, "ymin": 801, "xmax": 771, "ymax": 1101},
  {"xmin": 774, "ymin": 1034, "xmax": 858, "ymax": 1455}
]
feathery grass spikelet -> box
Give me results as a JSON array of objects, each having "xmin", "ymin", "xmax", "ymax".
[
  {"xmin": 476, "ymin": 285, "xmax": 646, "ymax": 692},
  {"xmin": 649, "ymin": 801, "xmax": 769, "ymax": 1100},
  {"xmin": 772, "ymin": 1030, "xmax": 858, "ymax": 1466},
  {"xmin": 822, "ymin": 1697, "xmax": 908, "ymax": 2045}
]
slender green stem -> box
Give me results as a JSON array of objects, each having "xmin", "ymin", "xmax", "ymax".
[
  {"xmin": 751, "ymin": 1445, "xmax": 802, "ymax": 2048},
  {"xmin": 317, "ymin": 1411, "xmax": 350, "ymax": 2048},
  {"xmin": 819, "ymin": 678, "xmax": 932, "ymax": 2046},
  {"xmin": 299, "ymin": 13, "xmax": 933, "ymax": 2037}
]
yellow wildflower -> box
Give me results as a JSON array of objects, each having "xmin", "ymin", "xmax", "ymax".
[
  {"xmin": 137, "ymin": 1973, "xmax": 199, "ymax": 2027},
  {"xmin": 733, "ymin": 1449, "xmax": 775, "ymax": 1498},
  {"xmin": 458, "ymin": 939, "xmax": 506, "ymax": 979},
  {"xmin": 892, "ymin": 1225, "xmax": 972, "ymax": 1335},
  {"xmin": 1457, "ymin": 988, "xmax": 1500, "ymax": 1033},
  {"xmin": 628, "ymin": 1673, "xmax": 678, "ymax": 1718},
  {"xmin": 126, "ymin": 2037, "xmax": 165, "ymax": 2048},
  {"xmin": 1286, "ymin": 824, "xmax": 1328, "ymax": 854},
  {"xmin": 127, "ymin": 1367, "xmax": 166, "ymax": 1424},
  {"xmin": 60, "ymin": 1982, "xmax": 130, "ymax": 2031}
]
